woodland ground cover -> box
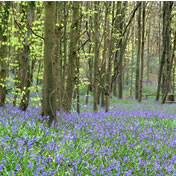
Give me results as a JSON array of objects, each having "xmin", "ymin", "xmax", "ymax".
[{"xmin": 1, "ymin": 100, "xmax": 176, "ymax": 175}]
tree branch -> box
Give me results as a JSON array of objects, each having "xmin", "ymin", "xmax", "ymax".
[
  {"xmin": 76, "ymin": 38, "xmax": 90, "ymax": 52},
  {"xmin": 28, "ymin": 25, "xmax": 44, "ymax": 40}
]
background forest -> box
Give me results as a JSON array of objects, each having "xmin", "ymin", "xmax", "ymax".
[
  {"xmin": 0, "ymin": 2, "xmax": 176, "ymax": 123},
  {"xmin": 1, "ymin": 1, "xmax": 176, "ymax": 175}
]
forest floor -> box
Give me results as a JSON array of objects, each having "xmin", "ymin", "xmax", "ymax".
[{"xmin": 0, "ymin": 98, "xmax": 176, "ymax": 175}]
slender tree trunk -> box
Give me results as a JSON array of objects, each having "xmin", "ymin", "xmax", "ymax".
[
  {"xmin": 36, "ymin": 60, "xmax": 42, "ymax": 92},
  {"xmin": 147, "ymin": 20, "xmax": 151, "ymax": 83},
  {"xmin": 76, "ymin": 55, "xmax": 80, "ymax": 113},
  {"xmin": 105, "ymin": 2, "xmax": 113, "ymax": 112},
  {"xmin": 113, "ymin": 2, "xmax": 121, "ymax": 97},
  {"xmin": 0, "ymin": 2, "xmax": 10, "ymax": 107},
  {"xmin": 13, "ymin": 48, "xmax": 22, "ymax": 107},
  {"xmin": 118, "ymin": 62, "xmax": 123, "ymax": 99},
  {"xmin": 158, "ymin": 2, "xmax": 161, "ymax": 63},
  {"xmin": 138, "ymin": 2, "xmax": 145, "ymax": 102},
  {"xmin": 62, "ymin": 2, "xmax": 68, "ymax": 107},
  {"xmin": 85, "ymin": 84, "xmax": 90, "ymax": 104},
  {"xmin": 93, "ymin": 2, "xmax": 99, "ymax": 112},
  {"xmin": 42, "ymin": 2, "xmax": 57, "ymax": 126},
  {"xmin": 63, "ymin": 2, "xmax": 80, "ymax": 112},
  {"xmin": 55, "ymin": 2, "xmax": 62, "ymax": 111},
  {"xmin": 19, "ymin": 2, "xmax": 35, "ymax": 111},
  {"xmin": 135, "ymin": 2, "xmax": 141, "ymax": 100},
  {"xmin": 100, "ymin": 2, "xmax": 108, "ymax": 107},
  {"xmin": 171, "ymin": 32, "xmax": 176, "ymax": 94},
  {"xmin": 130, "ymin": 26, "xmax": 135, "ymax": 97}
]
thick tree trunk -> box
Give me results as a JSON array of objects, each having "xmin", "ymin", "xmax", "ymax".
[
  {"xmin": 42, "ymin": 2, "xmax": 57, "ymax": 126},
  {"xmin": 162, "ymin": 30, "xmax": 176, "ymax": 103}
]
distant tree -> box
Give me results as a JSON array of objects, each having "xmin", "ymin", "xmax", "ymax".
[{"xmin": 42, "ymin": 2, "xmax": 57, "ymax": 126}]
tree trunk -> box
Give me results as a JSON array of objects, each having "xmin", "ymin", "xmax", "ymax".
[
  {"xmin": 147, "ymin": 20, "xmax": 151, "ymax": 83},
  {"xmin": 100, "ymin": 2, "xmax": 108, "ymax": 107},
  {"xmin": 162, "ymin": 30, "xmax": 176, "ymax": 103},
  {"xmin": 93, "ymin": 2, "xmax": 99, "ymax": 112},
  {"xmin": 19, "ymin": 2, "xmax": 35, "ymax": 111},
  {"xmin": 156, "ymin": 2, "xmax": 173, "ymax": 103},
  {"xmin": 138, "ymin": 2, "xmax": 145, "ymax": 102},
  {"xmin": 42, "ymin": 2, "xmax": 57, "ymax": 126},
  {"xmin": 55, "ymin": 2, "xmax": 62, "ymax": 111},
  {"xmin": 63, "ymin": 2, "xmax": 80, "ymax": 112},
  {"xmin": 105, "ymin": 2, "xmax": 113, "ymax": 112},
  {"xmin": 62, "ymin": 2, "xmax": 68, "ymax": 108},
  {"xmin": 130, "ymin": 26, "xmax": 135, "ymax": 97},
  {"xmin": 0, "ymin": 2, "xmax": 10, "ymax": 107},
  {"xmin": 135, "ymin": 2, "xmax": 141, "ymax": 100}
]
